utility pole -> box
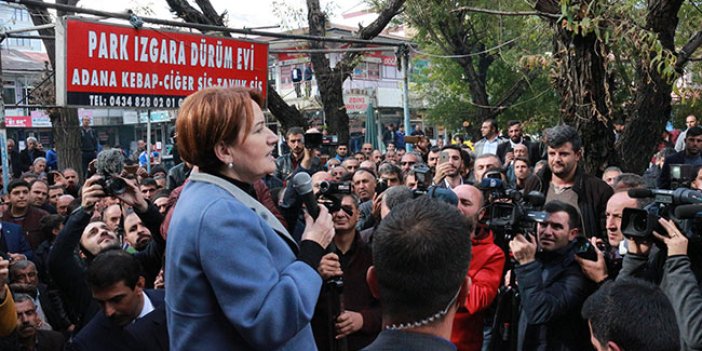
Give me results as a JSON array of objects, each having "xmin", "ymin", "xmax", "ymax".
[{"xmin": 399, "ymin": 44, "xmax": 412, "ymax": 152}]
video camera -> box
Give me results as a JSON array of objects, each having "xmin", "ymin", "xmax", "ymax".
[
  {"xmin": 621, "ymin": 187, "xmax": 702, "ymax": 242},
  {"xmin": 317, "ymin": 180, "xmax": 352, "ymax": 214},
  {"xmin": 479, "ymin": 177, "xmax": 547, "ymax": 240}
]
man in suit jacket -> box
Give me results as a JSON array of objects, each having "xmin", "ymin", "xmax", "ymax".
[
  {"xmin": 362, "ymin": 197, "xmax": 472, "ymax": 351},
  {"xmin": 473, "ymin": 119, "xmax": 507, "ymax": 157},
  {"xmin": 70, "ymin": 249, "xmax": 168, "ymax": 351},
  {"xmin": 496, "ymin": 120, "xmax": 538, "ymax": 165}
]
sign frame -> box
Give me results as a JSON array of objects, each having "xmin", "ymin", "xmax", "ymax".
[{"xmin": 56, "ymin": 16, "xmax": 269, "ymax": 109}]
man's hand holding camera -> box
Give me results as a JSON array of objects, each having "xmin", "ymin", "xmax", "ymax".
[
  {"xmin": 574, "ymin": 237, "xmax": 609, "ymax": 283},
  {"xmin": 82, "ymin": 175, "xmax": 148, "ymax": 213},
  {"xmin": 654, "ymin": 218, "xmax": 688, "ymax": 257},
  {"xmin": 509, "ymin": 234, "xmax": 537, "ymax": 265}
]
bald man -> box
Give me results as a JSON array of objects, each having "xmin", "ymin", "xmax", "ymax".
[{"xmin": 451, "ymin": 185, "xmax": 506, "ymax": 351}]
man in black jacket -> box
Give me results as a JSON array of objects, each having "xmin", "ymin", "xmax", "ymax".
[
  {"xmin": 48, "ymin": 175, "xmax": 164, "ymax": 332},
  {"xmin": 510, "ymin": 201, "xmax": 595, "ymax": 351},
  {"xmin": 523, "ymin": 125, "xmax": 613, "ymax": 239}
]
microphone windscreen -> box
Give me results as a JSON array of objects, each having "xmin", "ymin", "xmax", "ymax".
[
  {"xmin": 628, "ymin": 188, "xmax": 653, "ymax": 198},
  {"xmin": 95, "ymin": 149, "xmax": 124, "ymax": 176},
  {"xmin": 291, "ymin": 172, "xmax": 313, "ymax": 195}
]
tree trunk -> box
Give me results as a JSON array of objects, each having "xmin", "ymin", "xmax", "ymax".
[
  {"xmin": 266, "ymin": 82, "xmax": 308, "ymax": 132},
  {"xmin": 551, "ymin": 27, "xmax": 614, "ymax": 174},
  {"xmin": 617, "ymin": 0, "xmax": 683, "ymax": 174},
  {"xmin": 51, "ymin": 109, "xmax": 82, "ymax": 172},
  {"xmin": 26, "ymin": 0, "xmax": 83, "ymax": 174},
  {"xmin": 306, "ymin": 0, "xmax": 405, "ymax": 146}
]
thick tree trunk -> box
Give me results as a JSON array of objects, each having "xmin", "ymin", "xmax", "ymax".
[
  {"xmin": 551, "ymin": 28, "xmax": 614, "ymax": 174},
  {"xmin": 266, "ymin": 82, "xmax": 308, "ymax": 132},
  {"xmin": 617, "ymin": 0, "xmax": 683, "ymax": 174},
  {"xmin": 51, "ymin": 109, "xmax": 82, "ymax": 172},
  {"xmin": 306, "ymin": 0, "xmax": 405, "ymax": 146},
  {"xmin": 27, "ymin": 1, "xmax": 83, "ymax": 174}
]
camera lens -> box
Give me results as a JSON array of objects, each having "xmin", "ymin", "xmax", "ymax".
[{"xmin": 632, "ymin": 213, "xmax": 648, "ymax": 232}]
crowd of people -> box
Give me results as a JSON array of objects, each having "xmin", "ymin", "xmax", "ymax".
[{"xmin": 0, "ymin": 86, "xmax": 698, "ymax": 351}]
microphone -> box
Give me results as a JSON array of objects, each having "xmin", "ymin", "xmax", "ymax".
[
  {"xmin": 291, "ymin": 172, "xmax": 320, "ymax": 219},
  {"xmin": 674, "ymin": 204, "xmax": 702, "ymax": 219},
  {"xmin": 627, "ymin": 188, "xmax": 702, "ymax": 205},
  {"xmin": 95, "ymin": 149, "xmax": 125, "ymax": 176}
]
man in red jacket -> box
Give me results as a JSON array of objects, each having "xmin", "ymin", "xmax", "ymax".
[{"xmin": 451, "ymin": 185, "xmax": 506, "ymax": 351}]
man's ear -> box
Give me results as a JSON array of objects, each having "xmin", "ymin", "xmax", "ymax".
[
  {"xmin": 366, "ymin": 266, "xmax": 380, "ymax": 299},
  {"xmin": 606, "ymin": 341, "xmax": 621, "ymax": 351},
  {"xmin": 135, "ymin": 276, "xmax": 145, "ymax": 291},
  {"xmin": 569, "ymin": 228, "xmax": 580, "ymax": 242}
]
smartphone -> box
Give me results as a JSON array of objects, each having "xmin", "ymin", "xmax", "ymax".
[
  {"xmin": 304, "ymin": 132, "xmax": 323, "ymax": 149},
  {"xmin": 439, "ymin": 150, "xmax": 450, "ymax": 164}
]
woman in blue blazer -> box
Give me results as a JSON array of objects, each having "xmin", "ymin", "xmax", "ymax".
[{"xmin": 165, "ymin": 87, "xmax": 335, "ymax": 350}]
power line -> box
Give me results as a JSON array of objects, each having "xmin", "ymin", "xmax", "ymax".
[{"xmin": 4, "ymin": 0, "xmax": 409, "ymax": 48}]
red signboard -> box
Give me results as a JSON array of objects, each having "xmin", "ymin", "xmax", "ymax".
[
  {"xmin": 56, "ymin": 18, "xmax": 269, "ymax": 108},
  {"xmin": 6, "ymin": 116, "xmax": 32, "ymax": 128}
]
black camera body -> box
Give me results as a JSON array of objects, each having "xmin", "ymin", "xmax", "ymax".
[
  {"xmin": 574, "ymin": 236, "xmax": 603, "ymax": 261},
  {"xmin": 318, "ymin": 181, "xmax": 352, "ymax": 213},
  {"xmin": 621, "ymin": 207, "xmax": 666, "ymax": 242},
  {"xmin": 96, "ymin": 175, "xmax": 128, "ymax": 197},
  {"xmin": 480, "ymin": 178, "xmax": 547, "ymax": 240}
]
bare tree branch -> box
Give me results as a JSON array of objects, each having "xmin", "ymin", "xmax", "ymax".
[
  {"xmin": 676, "ymin": 29, "xmax": 702, "ymax": 72},
  {"xmin": 335, "ymin": 0, "xmax": 406, "ymax": 78},
  {"xmin": 165, "ymin": 0, "xmax": 216, "ymax": 27},
  {"xmin": 453, "ymin": 6, "xmax": 560, "ymax": 19},
  {"xmin": 195, "ymin": 0, "xmax": 226, "ymax": 26}
]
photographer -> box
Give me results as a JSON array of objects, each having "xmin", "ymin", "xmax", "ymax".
[
  {"xmin": 48, "ymin": 173, "xmax": 164, "ymax": 332},
  {"xmin": 312, "ymin": 194, "xmax": 381, "ymax": 351},
  {"xmin": 618, "ymin": 217, "xmax": 702, "ymax": 350},
  {"xmin": 275, "ymin": 127, "xmax": 322, "ymax": 182},
  {"xmin": 509, "ymin": 200, "xmax": 595, "ymax": 351}
]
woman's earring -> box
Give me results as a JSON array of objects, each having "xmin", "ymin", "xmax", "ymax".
[{"xmin": 228, "ymin": 162, "xmax": 234, "ymax": 168}]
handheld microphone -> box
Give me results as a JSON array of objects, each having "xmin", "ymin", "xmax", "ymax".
[{"xmin": 291, "ymin": 172, "xmax": 320, "ymax": 219}]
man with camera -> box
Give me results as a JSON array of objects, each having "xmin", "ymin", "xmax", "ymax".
[
  {"xmin": 658, "ymin": 125, "xmax": 702, "ymax": 189},
  {"xmin": 434, "ymin": 145, "xmax": 467, "ymax": 190},
  {"xmin": 617, "ymin": 215, "xmax": 702, "ymax": 350},
  {"xmin": 275, "ymin": 127, "xmax": 322, "ymax": 182},
  {"xmin": 509, "ymin": 200, "xmax": 595, "ymax": 350},
  {"xmin": 48, "ymin": 171, "xmax": 164, "ymax": 332},
  {"xmin": 523, "ymin": 125, "xmax": 613, "ymax": 239},
  {"xmin": 312, "ymin": 193, "xmax": 381, "ymax": 351}
]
